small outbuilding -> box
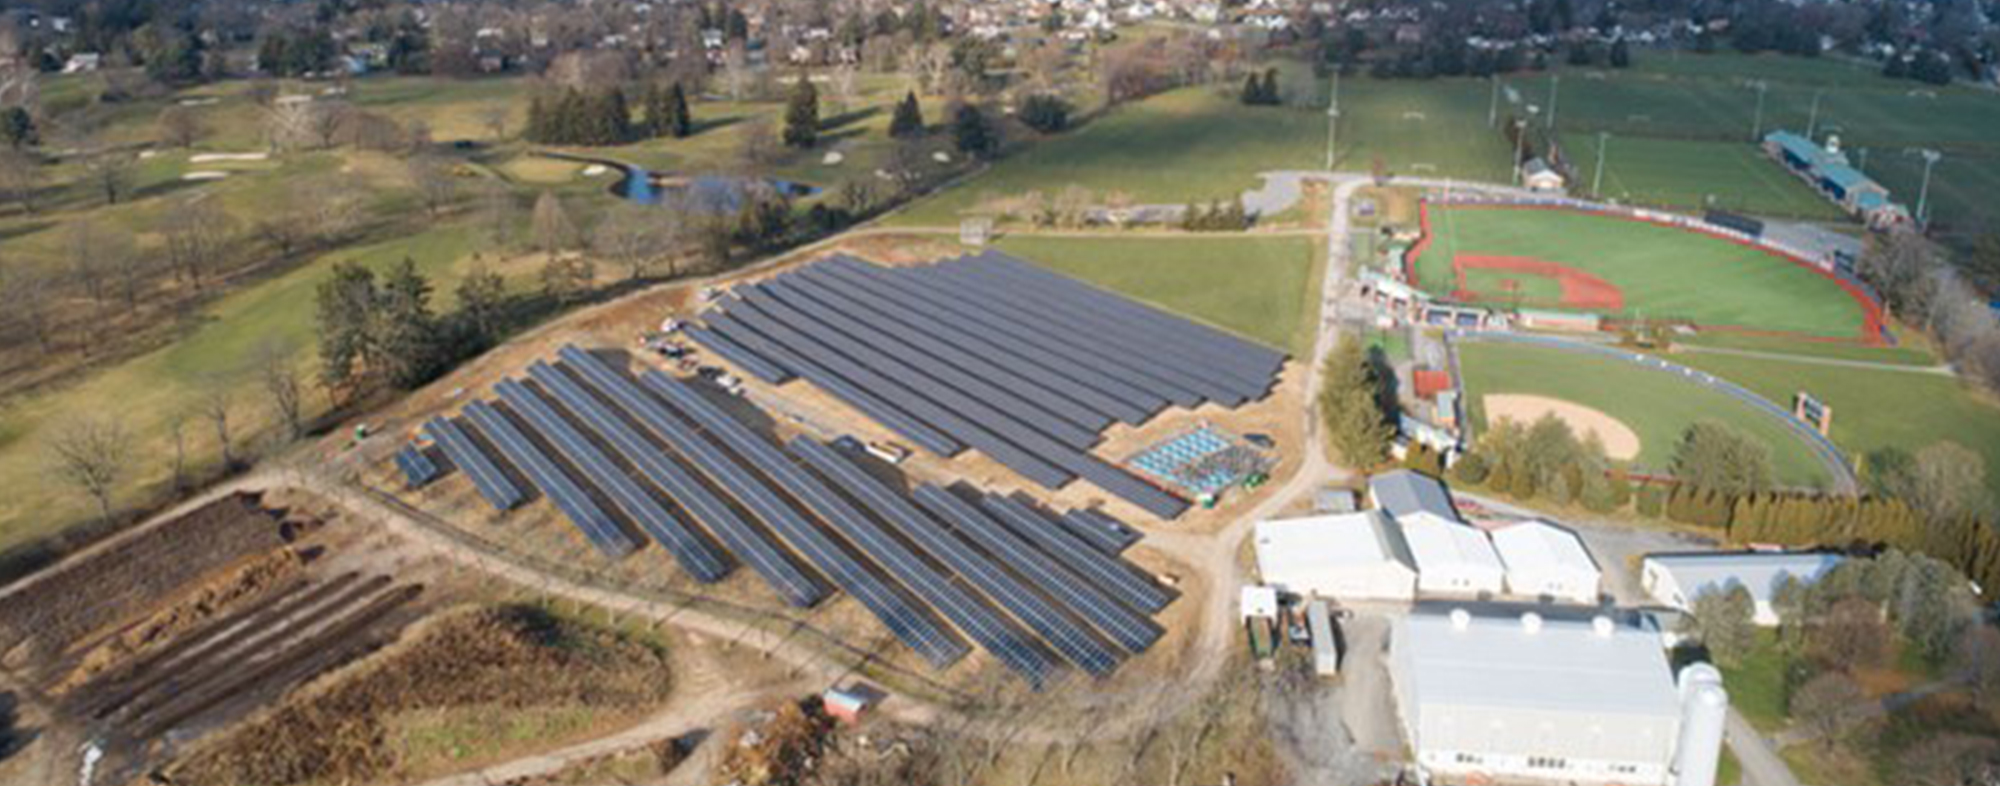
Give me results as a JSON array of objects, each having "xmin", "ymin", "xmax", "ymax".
[
  {"xmin": 1253, "ymin": 512, "xmax": 1419, "ymax": 602},
  {"xmin": 1491, "ymin": 520, "xmax": 1603, "ymax": 604},
  {"xmin": 1641, "ymin": 551, "xmax": 1844, "ymax": 626}
]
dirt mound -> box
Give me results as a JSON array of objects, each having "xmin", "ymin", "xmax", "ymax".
[
  {"xmin": 1453, "ymin": 254, "xmax": 1625, "ymax": 311},
  {"xmin": 0, "ymin": 493, "xmax": 300, "ymax": 674},
  {"xmin": 54, "ymin": 550, "xmax": 306, "ymax": 696},
  {"xmin": 165, "ymin": 604, "xmax": 673, "ymax": 786},
  {"xmin": 1484, "ymin": 394, "xmax": 1641, "ymax": 460}
]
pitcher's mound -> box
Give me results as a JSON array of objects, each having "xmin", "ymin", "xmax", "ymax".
[{"xmin": 1484, "ymin": 394, "xmax": 1641, "ymax": 460}]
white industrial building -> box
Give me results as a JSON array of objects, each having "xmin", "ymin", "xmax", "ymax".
[
  {"xmin": 1391, "ymin": 608, "xmax": 1727, "ymax": 786},
  {"xmin": 1641, "ymin": 551, "xmax": 1844, "ymax": 626},
  {"xmin": 1400, "ymin": 515, "xmax": 1506, "ymax": 596},
  {"xmin": 1253, "ymin": 512, "xmax": 1418, "ymax": 602},
  {"xmin": 1492, "ymin": 520, "xmax": 1603, "ymax": 604}
]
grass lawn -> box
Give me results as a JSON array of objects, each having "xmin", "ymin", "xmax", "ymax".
[
  {"xmin": 991, "ymin": 234, "xmax": 1321, "ymax": 355},
  {"xmin": 1334, "ymin": 78, "xmax": 1516, "ymax": 181},
  {"xmin": 1669, "ymin": 351, "xmax": 2000, "ymax": 502},
  {"xmin": 1718, "ymin": 745, "xmax": 1743, "ymax": 786},
  {"xmin": 893, "ymin": 87, "xmax": 1327, "ymax": 225},
  {"xmin": 1559, "ymin": 133, "xmax": 1845, "ymax": 220},
  {"xmin": 1717, "ymin": 631, "xmax": 1794, "ymax": 733},
  {"xmin": 1679, "ymin": 330, "xmax": 1938, "ymax": 367},
  {"xmin": 1414, "ymin": 206, "xmax": 1872, "ymax": 339},
  {"xmin": 0, "ymin": 224, "xmax": 480, "ymax": 555},
  {"xmin": 1456, "ymin": 342, "xmax": 1831, "ymax": 486}
]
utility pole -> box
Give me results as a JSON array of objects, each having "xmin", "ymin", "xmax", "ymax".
[
  {"xmin": 1749, "ymin": 80, "xmax": 1768, "ymax": 141},
  {"xmin": 1806, "ymin": 89, "xmax": 1824, "ymax": 141},
  {"xmin": 1546, "ymin": 74, "xmax": 1560, "ymax": 130},
  {"xmin": 1513, "ymin": 118, "xmax": 1530, "ymax": 187},
  {"xmin": 1488, "ymin": 76, "xmax": 1500, "ymax": 127},
  {"xmin": 1326, "ymin": 72, "xmax": 1340, "ymax": 171},
  {"xmin": 1914, "ymin": 148, "xmax": 1941, "ymax": 228},
  {"xmin": 1593, "ymin": 132, "xmax": 1609, "ymax": 198}
]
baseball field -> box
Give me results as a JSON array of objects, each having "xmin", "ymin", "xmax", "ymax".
[
  {"xmin": 1410, "ymin": 204, "xmax": 1878, "ymax": 340},
  {"xmin": 1456, "ymin": 341, "xmax": 1834, "ymax": 487}
]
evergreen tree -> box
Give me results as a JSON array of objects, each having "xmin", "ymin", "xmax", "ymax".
[
  {"xmin": 454, "ymin": 262, "xmax": 508, "ymax": 348},
  {"xmin": 951, "ymin": 103, "xmax": 998, "ymax": 158},
  {"xmin": 0, "ymin": 107, "xmax": 36, "ymax": 148},
  {"xmin": 376, "ymin": 256, "xmax": 444, "ymax": 389},
  {"xmin": 667, "ymin": 82, "xmax": 693, "ymax": 138},
  {"xmin": 1240, "ymin": 73, "xmax": 1263, "ymax": 105},
  {"xmin": 1261, "ymin": 68, "xmax": 1281, "ymax": 104},
  {"xmin": 783, "ymin": 76, "xmax": 819, "ymax": 148},
  {"xmin": 1610, "ymin": 38, "xmax": 1633, "ymax": 68},
  {"xmin": 315, "ymin": 261, "xmax": 381, "ymax": 395},
  {"xmin": 889, "ymin": 91, "xmax": 925, "ymax": 139},
  {"xmin": 1318, "ymin": 334, "xmax": 1393, "ymax": 467}
]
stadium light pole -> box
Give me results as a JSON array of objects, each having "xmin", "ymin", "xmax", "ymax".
[
  {"xmin": 1546, "ymin": 74, "xmax": 1560, "ymax": 130},
  {"xmin": 1513, "ymin": 117, "xmax": 1531, "ymax": 187},
  {"xmin": 1806, "ymin": 88, "xmax": 1825, "ymax": 141},
  {"xmin": 1749, "ymin": 80, "xmax": 1768, "ymax": 141},
  {"xmin": 1912, "ymin": 148, "xmax": 1941, "ymax": 228},
  {"xmin": 1326, "ymin": 72, "xmax": 1341, "ymax": 171},
  {"xmin": 1592, "ymin": 132, "xmax": 1609, "ymax": 198}
]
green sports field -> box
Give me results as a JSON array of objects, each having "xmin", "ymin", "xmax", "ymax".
[
  {"xmin": 993, "ymin": 235, "xmax": 1322, "ymax": 355},
  {"xmin": 1558, "ymin": 134, "xmax": 1845, "ymax": 220},
  {"xmin": 1457, "ymin": 342, "xmax": 1833, "ymax": 487},
  {"xmin": 1413, "ymin": 205, "xmax": 1873, "ymax": 339}
]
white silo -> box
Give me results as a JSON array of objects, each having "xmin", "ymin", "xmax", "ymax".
[{"xmin": 1672, "ymin": 664, "xmax": 1729, "ymax": 786}]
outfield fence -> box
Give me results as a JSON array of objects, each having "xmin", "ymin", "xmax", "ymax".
[{"xmin": 1405, "ymin": 194, "xmax": 1892, "ymax": 344}]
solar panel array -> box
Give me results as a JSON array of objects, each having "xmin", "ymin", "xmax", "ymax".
[
  {"xmin": 690, "ymin": 251, "xmax": 1286, "ymax": 520},
  {"xmin": 411, "ymin": 345, "xmax": 1178, "ymax": 686},
  {"xmin": 395, "ymin": 445, "xmax": 440, "ymax": 489}
]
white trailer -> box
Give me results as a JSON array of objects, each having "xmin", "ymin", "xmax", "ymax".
[{"xmin": 1306, "ymin": 599, "xmax": 1340, "ymax": 676}]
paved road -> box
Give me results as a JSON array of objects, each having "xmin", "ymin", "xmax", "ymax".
[{"xmin": 1727, "ymin": 709, "xmax": 1806, "ymax": 786}]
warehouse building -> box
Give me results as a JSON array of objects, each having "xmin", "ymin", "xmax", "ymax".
[
  {"xmin": 1391, "ymin": 608, "xmax": 1724, "ymax": 786},
  {"xmin": 1369, "ymin": 469, "xmax": 1461, "ymax": 523},
  {"xmin": 1642, "ymin": 551, "xmax": 1844, "ymax": 626},
  {"xmin": 1252, "ymin": 511, "xmax": 1419, "ymax": 602},
  {"xmin": 1492, "ymin": 520, "xmax": 1603, "ymax": 604},
  {"xmin": 1401, "ymin": 515, "xmax": 1507, "ymax": 596}
]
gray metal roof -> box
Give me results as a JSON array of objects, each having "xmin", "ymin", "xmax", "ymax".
[{"xmin": 1369, "ymin": 470, "xmax": 1460, "ymax": 522}]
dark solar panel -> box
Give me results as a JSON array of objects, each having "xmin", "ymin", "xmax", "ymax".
[
  {"xmin": 424, "ymin": 417, "xmax": 524, "ymax": 510},
  {"xmin": 683, "ymin": 324, "xmax": 794, "ymax": 384},
  {"xmin": 395, "ymin": 445, "xmax": 441, "ymax": 489},
  {"xmin": 1063, "ymin": 508, "xmax": 1142, "ymax": 554},
  {"xmin": 461, "ymin": 400, "xmax": 637, "ymax": 558},
  {"xmin": 913, "ymin": 485, "xmax": 1161, "ymax": 655},
  {"xmin": 979, "ymin": 495, "xmax": 1171, "ymax": 613},
  {"xmin": 526, "ymin": 362, "xmax": 825, "ymax": 605},
  {"xmin": 784, "ymin": 437, "xmax": 1056, "ymax": 685},
  {"xmin": 792, "ymin": 438, "xmax": 1122, "ymax": 677},
  {"xmin": 637, "ymin": 369, "xmax": 969, "ymax": 669}
]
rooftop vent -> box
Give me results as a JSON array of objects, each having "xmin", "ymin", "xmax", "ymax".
[
  {"xmin": 1520, "ymin": 611, "xmax": 1544, "ymax": 634},
  {"xmin": 1449, "ymin": 608, "xmax": 1471, "ymax": 630}
]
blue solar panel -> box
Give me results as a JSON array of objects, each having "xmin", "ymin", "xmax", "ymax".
[
  {"xmin": 951, "ymin": 252, "xmax": 1282, "ymax": 385},
  {"xmin": 396, "ymin": 445, "xmax": 441, "ymax": 489},
  {"xmin": 906, "ymin": 265, "xmax": 1232, "ymax": 406},
  {"xmin": 720, "ymin": 296, "xmax": 1077, "ymax": 489},
  {"xmin": 1063, "ymin": 509, "xmax": 1141, "ymax": 554},
  {"xmin": 424, "ymin": 417, "xmax": 524, "ymax": 510},
  {"xmin": 526, "ymin": 362, "xmax": 825, "ymax": 606},
  {"xmin": 683, "ymin": 325, "xmax": 794, "ymax": 384},
  {"xmin": 754, "ymin": 279, "xmax": 1105, "ymax": 447},
  {"xmin": 815, "ymin": 259, "xmax": 1169, "ymax": 418},
  {"xmin": 637, "ymin": 369, "xmax": 968, "ymax": 669},
  {"xmin": 913, "ymin": 485, "xmax": 1161, "ymax": 655},
  {"xmin": 703, "ymin": 311, "xmax": 965, "ymax": 458},
  {"xmin": 930, "ymin": 259, "xmax": 1257, "ymax": 404},
  {"xmin": 791, "ymin": 438, "xmax": 1121, "ymax": 678},
  {"xmin": 783, "ymin": 437, "xmax": 1056, "ymax": 685},
  {"xmin": 498, "ymin": 378, "xmax": 730, "ymax": 582},
  {"xmin": 461, "ymin": 400, "xmax": 636, "ymax": 558},
  {"xmin": 779, "ymin": 265, "xmax": 1142, "ymax": 426},
  {"xmin": 969, "ymin": 251, "xmax": 1287, "ymax": 377},
  {"xmin": 979, "ymin": 495, "xmax": 1171, "ymax": 613}
]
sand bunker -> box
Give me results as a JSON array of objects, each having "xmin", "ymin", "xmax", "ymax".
[{"xmin": 1485, "ymin": 394, "xmax": 1641, "ymax": 460}]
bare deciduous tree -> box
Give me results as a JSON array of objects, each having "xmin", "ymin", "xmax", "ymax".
[
  {"xmin": 2, "ymin": 263, "xmax": 57, "ymax": 353},
  {"xmin": 167, "ymin": 411, "xmax": 190, "ymax": 495},
  {"xmin": 531, "ymin": 190, "xmax": 576, "ymax": 258},
  {"xmin": 1792, "ymin": 672, "xmax": 1870, "ymax": 750},
  {"xmin": 407, "ymin": 155, "xmax": 459, "ymax": 218},
  {"xmin": 0, "ymin": 148, "xmax": 42, "ymax": 215},
  {"xmin": 737, "ymin": 117, "xmax": 778, "ymax": 168},
  {"xmin": 160, "ymin": 195, "xmax": 234, "ymax": 292},
  {"xmin": 82, "ymin": 147, "xmax": 136, "ymax": 205},
  {"xmin": 591, "ymin": 202, "xmax": 672, "ymax": 280},
  {"xmin": 479, "ymin": 106, "xmax": 509, "ymax": 141},
  {"xmin": 258, "ymin": 340, "xmax": 305, "ymax": 441},
  {"xmin": 46, "ymin": 416, "xmax": 131, "ymax": 523},
  {"xmin": 721, "ymin": 42, "xmax": 752, "ymax": 102},
  {"xmin": 156, "ymin": 105, "xmax": 208, "ymax": 149},
  {"xmin": 202, "ymin": 383, "xmax": 237, "ymax": 470}
]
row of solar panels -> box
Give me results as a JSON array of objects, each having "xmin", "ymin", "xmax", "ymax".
[
  {"xmin": 414, "ymin": 346, "xmax": 1173, "ymax": 687},
  {"xmin": 686, "ymin": 253, "xmax": 1283, "ymax": 519}
]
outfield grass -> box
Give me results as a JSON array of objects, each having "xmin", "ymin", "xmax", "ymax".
[
  {"xmin": 991, "ymin": 234, "xmax": 1321, "ymax": 355},
  {"xmin": 1456, "ymin": 342, "xmax": 1831, "ymax": 486},
  {"xmin": 1415, "ymin": 206, "xmax": 1871, "ymax": 339},
  {"xmin": 1669, "ymin": 351, "xmax": 2000, "ymax": 502},
  {"xmin": 1559, "ymin": 133, "xmax": 1845, "ymax": 219},
  {"xmin": 1678, "ymin": 330, "xmax": 1938, "ymax": 367}
]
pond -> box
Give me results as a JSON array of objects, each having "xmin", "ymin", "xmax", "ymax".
[{"xmin": 613, "ymin": 165, "xmax": 820, "ymax": 213}]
